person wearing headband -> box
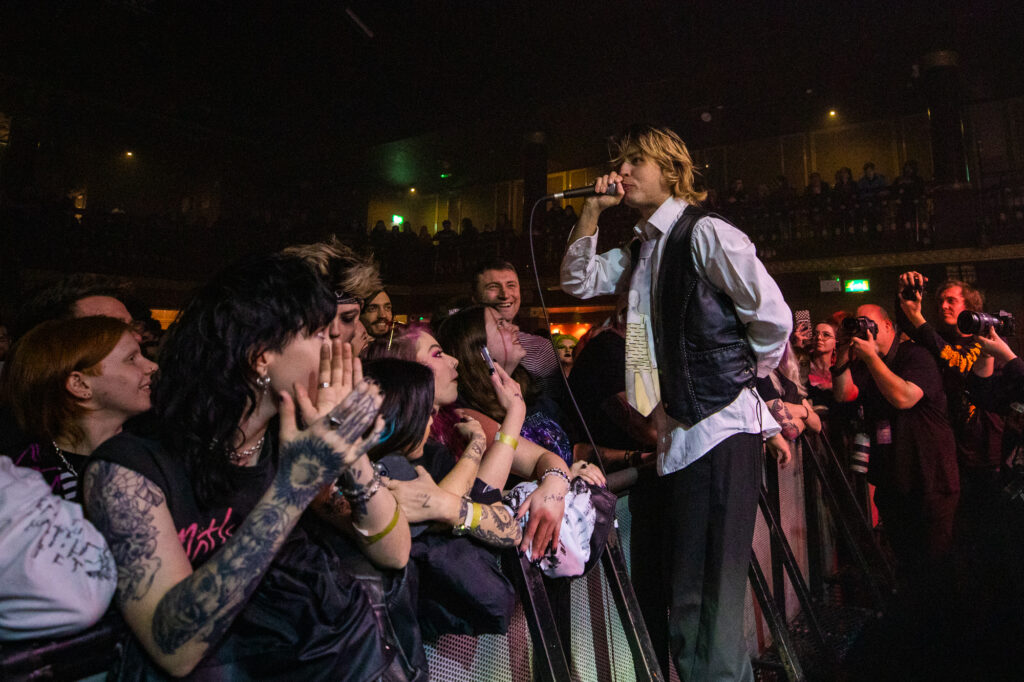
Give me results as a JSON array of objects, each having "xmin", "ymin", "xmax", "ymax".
[{"xmin": 282, "ymin": 237, "xmax": 378, "ymax": 354}]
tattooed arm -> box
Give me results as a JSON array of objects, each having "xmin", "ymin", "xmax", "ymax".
[
  {"xmin": 434, "ymin": 414, "xmax": 488, "ymax": 497},
  {"xmin": 786, "ymin": 398, "xmax": 822, "ymax": 434},
  {"xmin": 444, "ymin": 364, "xmax": 527, "ymax": 494},
  {"xmin": 82, "ymin": 382, "xmax": 384, "ymax": 677},
  {"xmin": 453, "ymin": 406, "xmax": 569, "ymax": 560},
  {"xmin": 310, "ymin": 451, "xmax": 410, "ymax": 569},
  {"xmin": 767, "ymin": 398, "xmax": 801, "ymax": 441},
  {"xmin": 386, "ymin": 466, "xmax": 523, "ymax": 547}
]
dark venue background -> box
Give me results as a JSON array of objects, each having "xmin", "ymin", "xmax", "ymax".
[{"xmin": 1, "ymin": 0, "xmax": 1022, "ymax": 331}]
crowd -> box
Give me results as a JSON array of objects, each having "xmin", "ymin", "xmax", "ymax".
[
  {"xmin": 0, "ymin": 125, "xmax": 1022, "ymax": 682},
  {"xmin": 6, "ymin": 155, "xmax": 1024, "ymax": 307}
]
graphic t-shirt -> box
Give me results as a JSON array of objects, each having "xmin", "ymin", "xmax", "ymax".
[{"xmin": 89, "ymin": 432, "xmax": 274, "ymax": 567}]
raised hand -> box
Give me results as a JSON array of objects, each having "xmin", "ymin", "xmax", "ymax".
[
  {"xmin": 453, "ymin": 411, "xmax": 487, "ymax": 464},
  {"xmin": 582, "ymin": 171, "xmax": 625, "ymax": 214},
  {"xmin": 976, "ymin": 327, "xmax": 1016, "ymax": 362},
  {"xmin": 489, "ymin": 364, "xmax": 526, "ymax": 417},
  {"xmin": 277, "ymin": 379, "xmax": 383, "ymax": 495},
  {"xmin": 898, "ymin": 270, "xmax": 927, "ymax": 322},
  {"xmin": 453, "ymin": 411, "xmax": 486, "ymax": 443},
  {"xmin": 313, "ymin": 340, "xmax": 363, "ymax": 415},
  {"xmin": 849, "ymin": 329, "xmax": 878, "ymax": 362}
]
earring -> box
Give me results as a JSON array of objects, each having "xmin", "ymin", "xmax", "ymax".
[{"xmin": 256, "ymin": 374, "xmax": 271, "ymax": 392}]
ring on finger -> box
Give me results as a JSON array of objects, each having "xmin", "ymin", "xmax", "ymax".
[
  {"xmin": 320, "ymin": 382, "xmax": 331, "ymax": 389},
  {"xmin": 325, "ymin": 408, "xmax": 344, "ymax": 428}
]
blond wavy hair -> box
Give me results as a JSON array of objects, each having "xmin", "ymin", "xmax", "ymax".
[
  {"xmin": 610, "ymin": 124, "xmax": 707, "ymax": 205},
  {"xmin": 281, "ymin": 237, "xmax": 381, "ymax": 301}
]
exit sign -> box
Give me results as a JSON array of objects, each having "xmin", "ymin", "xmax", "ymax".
[{"xmin": 844, "ymin": 279, "xmax": 870, "ymax": 293}]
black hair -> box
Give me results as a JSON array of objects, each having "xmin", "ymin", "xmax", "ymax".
[
  {"xmin": 153, "ymin": 253, "xmax": 335, "ymax": 506},
  {"xmin": 470, "ymin": 258, "xmax": 518, "ymax": 289},
  {"xmin": 12, "ymin": 273, "xmax": 133, "ymax": 341},
  {"xmin": 361, "ymin": 358, "xmax": 434, "ymax": 461}
]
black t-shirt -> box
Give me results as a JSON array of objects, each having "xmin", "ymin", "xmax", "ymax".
[
  {"xmin": 89, "ymin": 432, "xmax": 274, "ymax": 568},
  {"xmin": 567, "ymin": 329, "xmax": 643, "ymax": 450},
  {"xmin": 849, "ymin": 340, "xmax": 958, "ymax": 496},
  {"xmin": 414, "ymin": 439, "xmax": 457, "ymax": 483},
  {"xmin": 88, "ymin": 433, "xmax": 418, "ymax": 681},
  {"xmin": 4, "ymin": 439, "xmax": 87, "ymax": 501},
  {"xmin": 896, "ymin": 316, "xmax": 1004, "ymax": 469},
  {"xmin": 967, "ymin": 357, "xmax": 1024, "ymax": 411}
]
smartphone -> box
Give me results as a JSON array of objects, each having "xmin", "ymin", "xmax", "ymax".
[{"xmin": 481, "ymin": 346, "xmax": 496, "ymax": 374}]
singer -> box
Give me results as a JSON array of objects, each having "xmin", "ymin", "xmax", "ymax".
[{"xmin": 560, "ymin": 124, "xmax": 791, "ymax": 680}]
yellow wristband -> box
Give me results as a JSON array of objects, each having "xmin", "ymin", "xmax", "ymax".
[
  {"xmin": 469, "ymin": 502, "xmax": 482, "ymax": 530},
  {"xmin": 494, "ymin": 431, "xmax": 519, "ymax": 450},
  {"xmin": 363, "ymin": 499, "xmax": 401, "ymax": 545}
]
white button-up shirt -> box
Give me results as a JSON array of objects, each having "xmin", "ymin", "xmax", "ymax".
[{"xmin": 560, "ymin": 196, "xmax": 792, "ymax": 474}]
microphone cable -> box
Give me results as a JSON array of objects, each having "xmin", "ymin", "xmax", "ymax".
[{"xmin": 525, "ymin": 196, "xmax": 616, "ymax": 480}]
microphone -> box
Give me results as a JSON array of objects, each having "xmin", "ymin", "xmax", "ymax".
[{"xmin": 542, "ymin": 182, "xmax": 618, "ymax": 201}]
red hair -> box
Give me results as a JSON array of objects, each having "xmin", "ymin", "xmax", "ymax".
[{"xmin": 6, "ymin": 316, "xmax": 132, "ymax": 445}]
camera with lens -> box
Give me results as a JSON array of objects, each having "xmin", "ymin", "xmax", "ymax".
[
  {"xmin": 841, "ymin": 315, "xmax": 879, "ymax": 340},
  {"xmin": 956, "ymin": 310, "xmax": 1016, "ymax": 337},
  {"xmin": 900, "ymin": 283, "xmax": 925, "ymax": 301}
]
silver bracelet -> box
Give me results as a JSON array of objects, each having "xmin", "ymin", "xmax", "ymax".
[
  {"xmin": 541, "ymin": 467, "xmax": 571, "ymax": 488},
  {"xmin": 338, "ymin": 462, "xmax": 384, "ymax": 505}
]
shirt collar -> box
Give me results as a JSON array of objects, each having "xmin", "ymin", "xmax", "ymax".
[{"xmin": 636, "ymin": 195, "xmax": 689, "ymax": 240}]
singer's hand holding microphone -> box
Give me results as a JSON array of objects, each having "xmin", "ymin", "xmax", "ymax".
[
  {"xmin": 543, "ymin": 173, "xmax": 623, "ymax": 205},
  {"xmin": 545, "ymin": 172, "xmax": 623, "ymax": 240},
  {"xmin": 581, "ymin": 172, "xmax": 625, "ymax": 215}
]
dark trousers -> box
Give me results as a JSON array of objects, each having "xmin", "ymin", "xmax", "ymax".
[
  {"xmin": 630, "ymin": 432, "xmax": 763, "ymax": 682},
  {"xmin": 629, "ymin": 467, "xmax": 673, "ymax": 677}
]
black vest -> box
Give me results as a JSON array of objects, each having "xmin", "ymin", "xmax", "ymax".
[{"xmin": 638, "ymin": 206, "xmax": 757, "ymax": 427}]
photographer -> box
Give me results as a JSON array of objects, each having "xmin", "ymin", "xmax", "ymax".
[
  {"xmin": 832, "ymin": 304, "xmax": 959, "ymax": 581},
  {"xmin": 968, "ymin": 329, "xmax": 1023, "ymax": 460},
  {"xmin": 969, "ymin": 327, "xmax": 1023, "ymax": 403},
  {"xmin": 895, "ymin": 273, "xmax": 1004, "ymax": 558}
]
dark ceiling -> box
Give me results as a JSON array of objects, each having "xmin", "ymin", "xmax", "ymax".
[{"xmin": 1, "ymin": 0, "xmax": 1021, "ymax": 191}]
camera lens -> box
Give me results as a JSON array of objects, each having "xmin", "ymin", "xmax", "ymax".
[
  {"xmin": 957, "ymin": 310, "xmax": 983, "ymax": 335},
  {"xmin": 957, "ymin": 310, "xmax": 1004, "ymax": 336}
]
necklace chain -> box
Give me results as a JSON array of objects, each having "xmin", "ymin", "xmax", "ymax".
[
  {"xmin": 228, "ymin": 433, "xmax": 266, "ymax": 466},
  {"xmin": 51, "ymin": 441, "xmax": 78, "ymax": 477}
]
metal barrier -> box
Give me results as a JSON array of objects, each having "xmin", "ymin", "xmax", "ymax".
[{"xmin": 1, "ymin": 438, "xmax": 900, "ymax": 682}]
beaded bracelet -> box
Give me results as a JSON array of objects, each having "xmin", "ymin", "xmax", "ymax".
[
  {"xmin": 541, "ymin": 467, "xmax": 571, "ymax": 488},
  {"xmin": 338, "ymin": 462, "xmax": 384, "ymax": 505},
  {"xmin": 494, "ymin": 431, "xmax": 519, "ymax": 450}
]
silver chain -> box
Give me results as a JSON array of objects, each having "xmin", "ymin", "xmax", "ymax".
[
  {"xmin": 228, "ymin": 432, "xmax": 266, "ymax": 466},
  {"xmin": 51, "ymin": 441, "xmax": 78, "ymax": 478}
]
